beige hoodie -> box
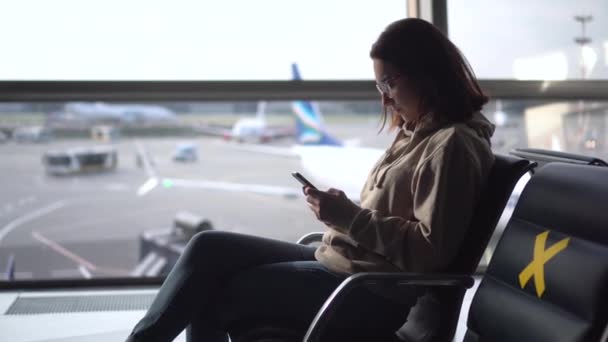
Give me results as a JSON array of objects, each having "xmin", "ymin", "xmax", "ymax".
[{"xmin": 315, "ymin": 112, "xmax": 495, "ymax": 274}]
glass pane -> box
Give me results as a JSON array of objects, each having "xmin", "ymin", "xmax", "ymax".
[
  {"xmin": 448, "ymin": 0, "xmax": 608, "ymax": 80},
  {"xmin": 0, "ymin": 99, "xmax": 389, "ymax": 280},
  {"xmin": 489, "ymin": 99, "xmax": 608, "ymax": 159},
  {"xmin": 0, "ymin": 1, "xmax": 406, "ymax": 80}
]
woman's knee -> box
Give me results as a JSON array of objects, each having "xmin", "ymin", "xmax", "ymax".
[{"xmin": 183, "ymin": 230, "xmax": 232, "ymax": 261}]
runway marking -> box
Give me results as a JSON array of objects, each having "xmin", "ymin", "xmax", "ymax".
[
  {"xmin": 137, "ymin": 177, "xmax": 159, "ymax": 197},
  {"xmin": 78, "ymin": 265, "xmax": 93, "ymax": 279},
  {"xmin": 135, "ymin": 140, "xmax": 157, "ymax": 179},
  {"xmin": 0, "ymin": 201, "xmax": 67, "ymax": 244},
  {"xmin": 31, "ymin": 231, "xmax": 98, "ymax": 271},
  {"xmin": 31, "ymin": 231, "xmax": 131, "ymax": 277},
  {"xmin": 135, "ymin": 140, "xmax": 160, "ymax": 196}
]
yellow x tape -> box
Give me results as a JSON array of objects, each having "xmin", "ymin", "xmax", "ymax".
[{"xmin": 518, "ymin": 230, "xmax": 570, "ymax": 298}]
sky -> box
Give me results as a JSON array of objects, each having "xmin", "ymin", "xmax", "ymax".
[
  {"xmin": 448, "ymin": 0, "xmax": 608, "ymax": 80},
  {"xmin": 0, "ymin": 0, "xmax": 406, "ymax": 80},
  {"xmin": 0, "ymin": 0, "xmax": 606, "ymax": 80}
]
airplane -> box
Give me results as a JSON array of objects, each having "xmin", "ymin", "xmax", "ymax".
[
  {"xmin": 51, "ymin": 102, "xmax": 177, "ymax": 124},
  {"xmin": 195, "ymin": 101, "xmax": 295, "ymax": 143},
  {"xmin": 194, "ymin": 63, "xmax": 356, "ymax": 145}
]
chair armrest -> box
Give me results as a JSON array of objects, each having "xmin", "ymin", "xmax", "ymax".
[
  {"xmin": 510, "ymin": 148, "xmax": 608, "ymax": 167},
  {"xmin": 296, "ymin": 232, "xmax": 324, "ymax": 245},
  {"xmin": 303, "ymin": 272, "xmax": 474, "ymax": 342}
]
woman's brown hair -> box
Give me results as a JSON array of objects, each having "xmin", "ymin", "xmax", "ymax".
[{"xmin": 370, "ymin": 18, "xmax": 488, "ymax": 130}]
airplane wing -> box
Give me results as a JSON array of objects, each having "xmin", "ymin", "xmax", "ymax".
[
  {"xmin": 160, "ymin": 176, "xmax": 361, "ymax": 202},
  {"xmin": 162, "ymin": 177, "xmax": 302, "ymax": 199},
  {"xmin": 261, "ymin": 125, "xmax": 296, "ymax": 140},
  {"xmin": 193, "ymin": 124, "xmax": 232, "ymax": 138},
  {"xmin": 195, "ymin": 124, "xmax": 294, "ymax": 143}
]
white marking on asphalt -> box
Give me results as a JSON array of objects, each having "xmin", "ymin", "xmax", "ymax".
[
  {"xmin": 135, "ymin": 140, "xmax": 157, "ymax": 179},
  {"xmin": 78, "ymin": 265, "xmax": 93, "ymax": 279},
  {"xmin": 135, "ymin": 140, "xmax": 160, "ymax": 196},
  {"xmin": 0, "ymin": 201, "xmax": 67, "ymax": 244},
  {"xmin": 137, "ymin": 177, "xmax": 159, "ymax": 196}
]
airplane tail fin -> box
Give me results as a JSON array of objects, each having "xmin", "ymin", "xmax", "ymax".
[
  {"xmin": 291, "ymin": 63, "xmax": 342, "ymax": 146},
  {"xmin": 291, "ymin": 63, "xmax": 302, "ymax": 81},
  {"xmin": 255, "ymin": 101, "xmax": 267, "ymax": 122}
]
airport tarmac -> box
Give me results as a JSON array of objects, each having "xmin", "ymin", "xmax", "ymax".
[
  {"xmin": 2, "ymin": 114, "xmax": 587, "ymax": 281},
  {"xmin": 0, "ymin": 121, "xmax": 394, "ymax": 280}
]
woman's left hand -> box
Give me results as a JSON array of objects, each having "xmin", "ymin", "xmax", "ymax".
[{"xmin": 304, "ymin": 187, "xmax": 362, "ymax": 232}]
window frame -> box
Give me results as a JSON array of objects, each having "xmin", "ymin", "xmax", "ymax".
[
  {"xmin": 1, "ymin": 80, "xmax": 607, "ymax": 103},
  {"xmin": 1, "ymin": 0, "xmax": 608, "ymax": 289}
]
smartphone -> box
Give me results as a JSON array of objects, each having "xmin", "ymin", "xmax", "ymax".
[{"xmin": 291, "ymin": 172, "xmax": 317, "ymax": 190}]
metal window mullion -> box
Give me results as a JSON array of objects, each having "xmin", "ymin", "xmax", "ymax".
[
  {"xmin": 0, "ymin": 81, "xmax": 379, "ymax": 102},
  {"xmin": 0, "ymin": 80, "xmax": 607, "ymax": 102},
  {"xmin": 479, "ymin": 80, "xmax": 608, "ymax": 101},
  {"xmin": 411, "ymin": 0, "xmax": 448, "ymax": 35}
]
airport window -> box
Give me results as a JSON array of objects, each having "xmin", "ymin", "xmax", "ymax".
[
  {"xmin": 1, "ymin": 97, "xmax": 607, "ymax": 281},
  {"xmin": 488, "ymin": 98, "xmax": 608, "ymax": 158},
  {"xmin": 448, "ymin": 0, "xmax": 608, "ymax": 80},
  {"xmin": 0, "ymin": 0, "xmax": 407, "ymax": 81},
  {"xmin": 0, "ymin": 99, "xmax": 389, "ymax": 281}
]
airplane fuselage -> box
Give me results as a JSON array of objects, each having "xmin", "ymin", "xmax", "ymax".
[{"xmin": 292, "ymin": 145, "xmax": 385, "ymax": 200}]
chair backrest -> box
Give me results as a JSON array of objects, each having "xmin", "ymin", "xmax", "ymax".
[
  {"xmin": 398, "ymin": 154, "xmax": 535, "ymax": 341},
  {"xmin": 449, "ymin": 154, "xmax": 535, "ymax": 273},
  {"xmin": 465, "ymin": 163, "xmax": 608, "ymax": 341}
]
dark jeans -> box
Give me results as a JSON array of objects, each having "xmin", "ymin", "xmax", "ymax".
[{"xmin": 128, "ymin": 230, "xmax": 414, "ymax": 342}]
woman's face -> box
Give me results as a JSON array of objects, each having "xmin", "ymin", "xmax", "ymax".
[{"xmin": 373, "ymin": 59, "xmax": 421, "ymax": 124}]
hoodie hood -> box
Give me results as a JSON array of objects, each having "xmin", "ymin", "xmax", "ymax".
[
  {"xmin": 466, "ymin": 112, "xmax": 495, "ymax": 143},
  {"xmin": 370, "ymin": 111, "xmax": 495, "ymax": 189}
]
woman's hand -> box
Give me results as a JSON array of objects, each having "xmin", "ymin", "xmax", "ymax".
[{"xmin": 304, "ymin": 187, "xmax": 362, "ymax": 232}]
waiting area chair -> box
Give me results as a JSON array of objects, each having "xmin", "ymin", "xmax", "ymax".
[
  {"xmin": 302, "ymin": 161, "xmax": 608, "ymax": 341},
  {"xmin": 224, "ymin": 154, "xmax": 535, "ymax": 342}
]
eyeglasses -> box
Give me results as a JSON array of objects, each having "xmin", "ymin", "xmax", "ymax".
[{"xmin": 375, "ymin": 74, "xmax": 401, "ymax": 96}]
